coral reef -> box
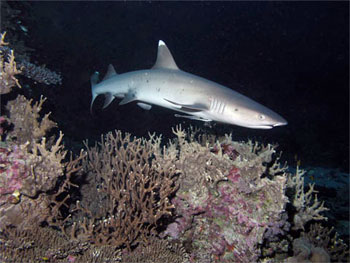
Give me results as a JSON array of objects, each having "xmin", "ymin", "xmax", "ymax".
[
  {"xmin": 0, "ymin": 32, "xmax": 84, "ymax": 259},
  {"xmin": 66, "ymin": 130, "xmax": 179, "ymax": 249},
  {"xmin": 0, "ymin": 23, "xmax": 347, "ymax": 262},
  {"xmin": 156, "ymin": 126, "xmax": 347, "ymax": 263},
  {"xmin": 162, "ymin": 127, "xmax": 291, "ymax": 262},
  {"xmin": 0, "ymin": 130, "xmax": 83, "ymax": 230},
  {"xmin": 0, "ymin": 87, "xmax": 84, "ymax": 230}
]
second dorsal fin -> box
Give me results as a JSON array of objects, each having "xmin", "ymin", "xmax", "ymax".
[{"xmin": 152, "ymin": 40, "xmax": 179, "ymax": 70}]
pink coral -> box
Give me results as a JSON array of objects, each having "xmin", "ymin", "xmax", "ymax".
[
  {"xmin": 0, "ymin": 144, "xmax": 29, "ymax": 200},
  {"xmin": 163, "ymin": 128, "xmax": 290, "ymax": 262}
]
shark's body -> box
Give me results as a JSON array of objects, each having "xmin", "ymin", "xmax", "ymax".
[{"xmin": 91, "ymin": 40, "xmax": 287, "ymax": 129}]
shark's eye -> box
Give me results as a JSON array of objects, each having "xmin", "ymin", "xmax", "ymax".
[{"xmin": 258, "ymin": 114, "xmax": 265, "ymax": 120}]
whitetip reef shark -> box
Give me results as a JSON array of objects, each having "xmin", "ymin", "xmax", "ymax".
[{"xmin": 90, "ymin": 40, "xmax": 287, "ymax": 129}]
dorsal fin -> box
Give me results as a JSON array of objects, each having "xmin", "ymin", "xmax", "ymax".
[
  {"xmin": 152, "ymin": 40, "xmax": 179, "ymax": 70},
  {"xmin": 103, "ymin": 64, "xmax": 117, "ymax": 81}
]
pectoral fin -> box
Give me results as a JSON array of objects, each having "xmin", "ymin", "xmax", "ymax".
[
  {"xmin": 137, "ymin": 102, "xmax": 152, "ymax": 110},
  {"xmin": 103, "ymin": 93, "xmax": 115, "ymax": 109},
  {"xmin": 164, "ymin": 99, "xmax": 208, "ymax": 113},
  {"xmin": 119, "ymin": 92, "xmax": 137, "ymax": 105},
  {"xmin": 174, "ymin": 114, "xmax": 212, "ymax": 122}
]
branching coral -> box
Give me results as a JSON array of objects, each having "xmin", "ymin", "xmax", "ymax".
[
  {"xmin": 0, "ymin": 32, "xmax": 21, "ymax": 94},
  {"xmin": 5, "ymin": 95, "xmax": 57, "ymax": 147},
  {"xmin": 287, "ymin": 166, "xmax": 329, "ymax": 230},
  {"xmin": 68, "ymin": 130, "xmax": 179, "ymax": 249}
]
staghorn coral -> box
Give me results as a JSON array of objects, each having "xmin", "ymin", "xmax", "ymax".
[
  {"xmin": 287, "ymin": 166, "xmax": 329, "ymax": 230},
  {"xmin": 0, "ymin": 32, "xmax": 21, "ymax": 94},
  {"xmin": 67, "ymin": 130, "xmax": 179, "ymax": 249},
  {"xmin": 5, "ymin": 95, "xmax": 57, "ymax": 147}
]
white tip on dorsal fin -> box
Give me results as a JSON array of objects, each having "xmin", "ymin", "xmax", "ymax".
[
  {"xmin": 152, "ymin": 40, "xmax": 179, "ymax": 70},
  {"xmin": 103, "ymin": 64, "xmax": 118, "ymax": 81}
]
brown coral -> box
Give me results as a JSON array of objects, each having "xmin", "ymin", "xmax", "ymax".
[{"xmin": 69, "ymin": 130, "xmax": 179, "ymax": 249}]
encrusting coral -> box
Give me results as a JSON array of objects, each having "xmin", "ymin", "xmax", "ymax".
[
  {"xmin": 121, "ymin": 237, "xmax": 189, "ymax": 263},
  {"xmin": 161, "ymin": 126, "xmax": 290, "ymax": 262},
  {"xmin": 160, "ymin": 126, "xmax": 343, "ymax": 263},
  {"xmin": 18, "ymin": 59, "xmax": 62, "ymax": 85}
]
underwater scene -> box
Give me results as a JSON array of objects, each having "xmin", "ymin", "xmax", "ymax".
[{"xmin": 0, "ymin": 1, "xmax": 348, "ymax": 262}]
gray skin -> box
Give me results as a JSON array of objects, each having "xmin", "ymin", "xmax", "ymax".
[{"xmin": 91, "ymin": 40, "xmax": 287, "ymax": 129}]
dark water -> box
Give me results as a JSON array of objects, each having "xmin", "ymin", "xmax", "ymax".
[{"xmin": 5, "ymin": 1, "xmax": 350, "ymax": 172}]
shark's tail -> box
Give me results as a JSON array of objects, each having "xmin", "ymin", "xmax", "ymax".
[{"xmin": 90, "ymin": 71, "xmax": 100, "ymax": 114}]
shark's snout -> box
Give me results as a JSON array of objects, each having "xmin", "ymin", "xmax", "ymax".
[
  {"xmin": 273, "ymin": 119, "xmax": 288, "ymax": 127},
  {"xmin": 269, "ymin": 112, "xmax": 288, "ymax": 127}
]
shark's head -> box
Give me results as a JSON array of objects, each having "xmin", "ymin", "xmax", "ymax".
[{"xmin": 222, "ymin": 97, "xmax": 288, "ymax": 129}]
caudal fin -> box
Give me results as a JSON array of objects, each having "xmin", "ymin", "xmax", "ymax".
[{"xmin": 90, "ymin": 71, "xmax": 100, "ymax": 114}]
